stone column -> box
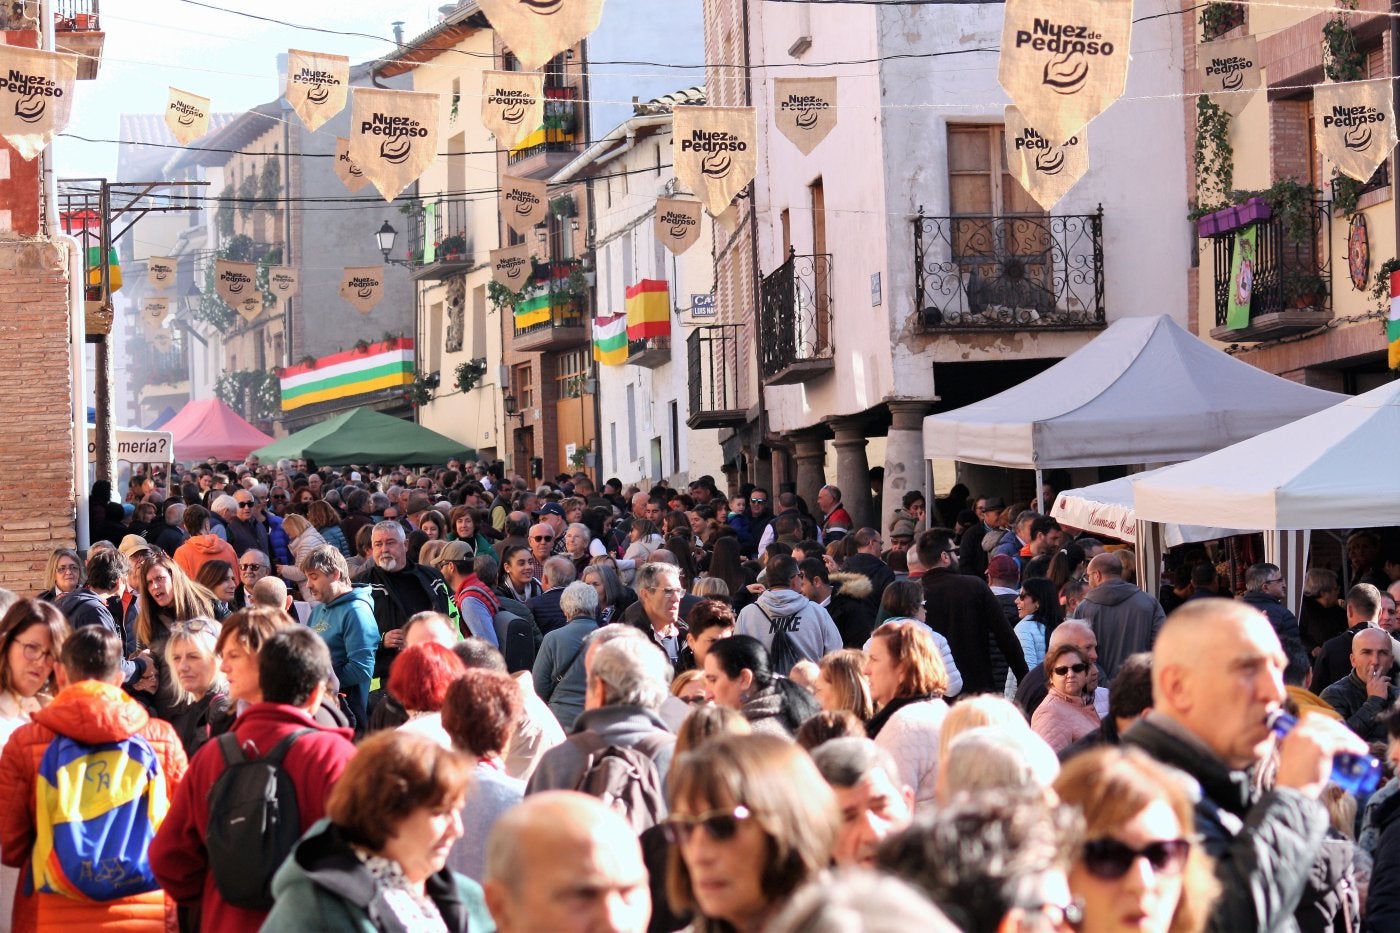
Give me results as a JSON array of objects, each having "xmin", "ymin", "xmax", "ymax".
[
  {"xmin": 789, "ymin": 430, "xmax": 828, "ymax": 513},
  {"xmin": 827, "ymin": 416, "xmax": 873, "ymax": 532},
  {"xmin": 882, "ymin": 401, "xmax": 933, "ymax": 537}
]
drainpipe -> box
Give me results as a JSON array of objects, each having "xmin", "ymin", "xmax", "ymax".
[{"xmin": 741, "ymin": 0, "xmax": 769, "ymax": 488}]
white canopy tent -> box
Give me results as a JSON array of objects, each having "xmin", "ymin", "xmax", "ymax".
[
  {"xmin": 1051, "ymin": 469, "xmax": 1233, "ymax": 548},
  {"xmin": 1132, "ymin": 380, "xmax": 1400, "ymax": 614},
  {"xmin": 922, "ymin": 315, "xmax": 1345, "ymax": 469}
]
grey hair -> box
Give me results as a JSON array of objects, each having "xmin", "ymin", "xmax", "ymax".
[
  {"xmin": 1244, "ymin": 562, "xmax": 1280, "ymax": 592},
  {"xmin": 542, "ymin": 555, "xmax": 577, "ymax": 589},
  {"xmin": 939, "ymin": 726, "xmax": 1060, "ymax": 800},
  {"xmin": 473, "ymin": 554, "xmax": 500, "ymax": 587},
  {"xmin": 370, "ymin": 492, "xmax": 390, "ymax": 512},
  {"xmin": 810, "ymin": 737, "xmax": 903, "ymax": 790},
  {"xmin": 635, "ymin": 561, "xmax": 680, "ymax": 593},
  {"xmin": 372, "ymin": 520, "xmax": 406, "ymax": 539},
  {"xmin": 249, "ymin": 483, "xmax": 269, "ymax": 497},
  {"xmin": 587, "ymin": 637, "xmax": 669, "ymax": 710},
  {"xmin": 243, "ymin": 549, "xmax": 270, "ymax": 568},
  {"xmin": 559, "ymin": 580, "xmax": 599, "ymax": 620},
  {"xmin": 589, "ymin": 622, "xmax": 649, "ymax": 651},
  {"xmin": 212, "ymin": 494, "xmax": 240, "ymax": 516},
  {"xmin": 300, "ymin": 543, "xmax": 350, "ymax": 580}
]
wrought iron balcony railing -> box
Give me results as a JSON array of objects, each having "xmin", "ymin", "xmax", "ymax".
[
  {"xmin": 1210, "ymin": 201, "xmax": 1332, "ymax": 340},
  {"xmin": 507, "ymin": 86, "xmax": 581, "ymax": 167},
  {"xmin": 406, "ymin": 196, "xmax": 471, "ymax": 279},
  {"xmin": 759, "ymin": 250, "xmax": 834, "ymax": 385},
  {"xmin": 687, "ymin": 325, "xmax": 746, "ymax": 428},
  {"xmin": 914, "ymin": 208, "xmax": 1106, "ymax": 330}
]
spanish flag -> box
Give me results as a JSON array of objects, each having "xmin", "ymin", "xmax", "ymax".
[
  {"xmin": 514, "ymin": 292, "xmax": 553, "ymax": 329},
  {"xmin": 593, "ymin": 314, "xmax": 628, "ymax": 366},
  {"xmin": 1390, "ymin": 270, "xmax": 1400, "ymax": 370},
  {"xmin": 626, "ymin": 278, "xmax": 670, "ymax": 340}
]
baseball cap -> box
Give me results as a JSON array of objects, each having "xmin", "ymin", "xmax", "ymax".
[
  {"xmin": 986, "ymin": 554, "xmax": 1019, "ymax": 580},
  {"xmin": 118, "ymin": 534, "xmax": 149, "ymax": 558},
  {"xmin": 890, "ymin": 517, "xmax": 917, "ymax": 540},
  {"xmin": 406, "ymin": 497, "xmax": 431, "ymax": 515},
  {"xmin": 538, "ymin": 502, "xmax": 565, "ymax": 518},
  {"xmin": 436, "ymin": 540, "xmax": 475, "ymax": 564}
]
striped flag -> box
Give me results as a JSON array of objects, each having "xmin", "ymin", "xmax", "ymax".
[
  {"xmin": 514, "ymin": 292, "xmax": 553, "ymax": 329},
  {"xmin": 593, "ymin": 314, "xmax": 628, "ymax": 365},
  {"xmin": 625, "ymin": 278, "xmax": 670, "ymax": 340},
  {"xmin": 1390, "ymin": 270, "xmax": 1400, "ymax": 370},
  {"xmin": 279, "ymin": 338, "xmax": 415, "ymax": 411}
]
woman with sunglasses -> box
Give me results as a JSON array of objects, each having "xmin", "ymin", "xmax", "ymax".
[
  {"xmin": 163, "ymin": 616, "xmax": 229, "ymax": 755},
  {"xmin": 665, "ymin": 733, "xmax": 839, "ymax": 933},
  {"xmin": 36, "ymin": 548, "xmax": 84, "ymax": 603},
  {"xmin": 1055, "ymin": 747, "xmax": 1219, "ymax": 933},
  {"xmin": 1032, "ymin": 642, "xmax": 1102, "ymax": 753},
  {"xmin": 865, "ymin": 620, "xmax": 951, "ymax": 813},
  {"xmin": 704, "ymin": 635, "xmax": 819, "ymax": 738},
  {"xmin": 0, "ymin": 600, "xmax": 68, "ymax": 928},
  {"xmin": 1014, "ymin": 577, "xmax": 1064, "ymax": 672}
]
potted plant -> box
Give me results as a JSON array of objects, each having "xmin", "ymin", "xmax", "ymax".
[
  {"xmin": 438, "ymin": 233, "xmax": 466, "ymax": 261},
  {"xmin": 1284, "ymin": 273, "xmax": 1327, "ymax": 309},
  {"xmin": 1237, "ymin": 196, "xmax": 1272, "ymax": 226},
  {"xmin": 455, "ymin": 358, "xmax": 487, "ymax": 394}
]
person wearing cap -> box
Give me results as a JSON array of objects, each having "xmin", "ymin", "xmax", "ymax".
[
  {"xmin": 885, "ymin": 516, "xmax": 917, "ymax": 562},
  {"xmin": 436, "ymin": 540, "xmax": 499, "ymax": 646},
  {"xmin": 536, "ymin": 502, "xmax": 570, "ymax": 557},
  {"xmin": 958, "ymin": 495, "xmax": 1001, "ymax": 579},
  {"xmin": 403, "ymin": 494, "xmax": 434, "ymax": 532}
]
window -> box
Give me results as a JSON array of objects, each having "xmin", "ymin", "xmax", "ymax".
[
  {"xmin": 669, "ymin": 401, "xmax": 680, "ymax": 475},
  {"xmin": 946, "ymin": 123, "xmax": 1050, "ymax": 296},
  {"xmin": 556, "ymin": 349, "xmax": 589, "ymax": 398},
  {"xmin": 512, "ymin": 363, "xmax": 533, "ymax": 413},
  {"xmin": 471, "ymin": 286, "xmax": 487, "ymax": 360}
]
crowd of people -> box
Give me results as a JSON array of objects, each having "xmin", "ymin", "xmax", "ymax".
[{"xmin": 1, "ymin": 457, "xmax": 1399, "ymax": 932}]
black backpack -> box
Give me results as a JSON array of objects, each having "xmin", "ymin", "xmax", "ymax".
[
  {"xmin": 205, "ymin": 728, "xmax": 313, "ymax": 910},
  {"xmin": 572, "ymin": 731, "xmax": 673, "ymax": 833}
]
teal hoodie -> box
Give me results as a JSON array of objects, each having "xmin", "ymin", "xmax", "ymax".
[{"xmin": 308, "ymin": 585, "xmax": 378, "ymax": 693}]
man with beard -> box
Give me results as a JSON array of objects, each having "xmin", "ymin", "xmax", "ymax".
[{"xmin": 355, "ymin": 521, "xmax": 450, "ymax": 684}]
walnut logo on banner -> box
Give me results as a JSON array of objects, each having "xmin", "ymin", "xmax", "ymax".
[
  {"xmin": 214, "ymin": 259, "xmax": 262, "ymax": 322},
  {"xmin": 1315, "ymin": 81, "xmax": 1397, "ymax": 183},
  {"xmin": 151, "ymin": 329, "xmax": 173, "ymax": 352},
  {"xmin": 773, "ymin": 78, "xmax": 837, "ymax": 156},
  {"xmin": 673, "ymin": 107, "xmax": 758, "ymax": 216},
  {"xmin": 491, "ymin": 244, "xmax": 533, "ymax": 290},
  {"xmin": 1197, "ymin": 36, "xmax": 1259, "ymax": 116},
  {"xmin": 269, "ymin": 267, "xmax": 300, "ymax": 301},
  {"xmin": 0, "ymin": 46, "xmax": 78, "ymax": 160},
  {"xmin": 334, "ymin": 137, "xmax": 369, "ymax": 193},
  {"xmin": 501, "ymin": 174, "xmax": 548, "ymax": 236},
  {"xmin": 140, "ymin": 298, "xmax": 169, "ymax": 335},
  {"xmin": 147, "ymin": 257, "xmax": 176, "ymax": 291},
  {"xmin": 474, "ymin": 0, "xmax": 606, "ymax": 72},
  {"xmin": 999, "ymin": 0, "xmax": 1131, "ymax": 145},
  {"xmin": 166, "ymin": 87, "xmax": 211, "ymax": 146},
  {"xmin": 655, "ymin": 198, "xmax": 702, "ymax": 256},
  {"xmin": 349, "ymin": 88, "xmax": 440, "ymax": 201},
  {"xmin": 285, "ymin": 49, "xmax": 350, "ymax": 132},
  {"xmin": 340, "ymin": 266, "xmax": 385, "ymax": 314},
  {"xmin": 1004, "ymin": 106, "xmax": 1089, "ymax": 210},
  {"xmin": 482, "ymin": 71, "xmax": 544, "ymax": 149}
]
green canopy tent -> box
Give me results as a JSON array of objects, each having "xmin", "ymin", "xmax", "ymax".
[{"xmin": 253, "ymin": 408, "xmax": 475, "ymax": 467}]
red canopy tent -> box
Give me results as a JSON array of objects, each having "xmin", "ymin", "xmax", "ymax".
[{"xmin": 163, "ymin": 399, "xmax": 274, "ymax": 462}]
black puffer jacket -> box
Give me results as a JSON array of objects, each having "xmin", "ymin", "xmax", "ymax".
[
  {"xmin": 1294, "ymin": 829, "xmax": 1359, "ymax": 933},
  {"xmin": 1366, "ymin": 783, "xmax": 1400, "ymax": 930}
]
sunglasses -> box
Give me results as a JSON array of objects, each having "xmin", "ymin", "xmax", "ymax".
[
  {"xmin": 1052, "ymin": 662, "xmax": 1088, "ymax": 676},
  {"xmin": 169, "ymin": 617, "xmax": 216, "ymax": 636},
  {"xmin": 1082, "ymin": 838, "xmax": 1190, "ymax": 880},
  {"xmin": 749, "ymin": 499, "xmax": 767, "ymax": 505},
  {"xmin": 236, "ymin": 501, "xmax": 254, "ymax": 509},
  {"xmin": 662, "ymin": 805, "xmax": 753, "ymax": 846},
  {"xmin": 531, "ymin": 535, "xmax": 554, "ymax": 542},
  {"xmin": 239, "ymin": 563, "xmax": 267, "ymax": 573}
]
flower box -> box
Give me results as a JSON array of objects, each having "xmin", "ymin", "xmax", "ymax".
[
  {"xmin": 1237, "ymin": 197, "xmax": 1272, "ymax": 226},
  {"xmin": 1197, "ymin": 213, "xmax": 1222, "ymax": 238}
]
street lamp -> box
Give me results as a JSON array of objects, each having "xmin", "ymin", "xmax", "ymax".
[
  {"xmin": 502, "ymin": 391, "xmax": 525, "ymax": 423},
  {"xmin": 375, "ymin": 220, "xmax": 399, "ymax": 263}
]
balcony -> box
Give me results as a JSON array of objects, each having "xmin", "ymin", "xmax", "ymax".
[
  {"xmin": 627, "ymin": 336, "xmax": 671, "ymax": 369},
  {"xmin": 687, "ymin": 325, "xmax": 747, "ymax": 429},
  {"xmin": 54, "ymin": 0, "xmax": 104, "ymax": 79},
  {"xmin": 406, "ymin": 196, "xmax": 472, "ymax": 282},
  {"xmin": 511, "ymin": 259, "xmax": 588, "ymax": 352},
  {"xmin": 1208, "ymin": 202, "xmax": 1332, "ymax": 343},
  {"xmin": 505, "ymin": 86, "xmax": 582, "ymax": 179},
  {"xmin": 914, "ymin": 209, "xmax": 1106, "ymax": 331},
  {"xmin": 759, "ymin": 250, "xmax": 834, "ymax": 385}
]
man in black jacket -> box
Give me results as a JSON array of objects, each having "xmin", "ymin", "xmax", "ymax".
[
  {"xmin": 355, "ymin": 520, "xmax": 451, "ymax": 680},
  {"xmin": 842, "ymin": 528, "xmax": 896, "ymax": 611},
  {"xmin": 1123, "ymin": 599, "xmax": 1366, "ymax": 932},
  {"xmin": 1312, "ymin": 583, "xmax": 1383, "ymax": 693},
  {"xmin": 1240, "ymin": 562, "xmax": 1301, "ymax": 642},
  {"xmin": 918, "ymin": 527, "xmax": 1027, "ymax": 694},
  {"xmin": 799, "ymin": 559, "xmax": 876, "ymax": 650}
]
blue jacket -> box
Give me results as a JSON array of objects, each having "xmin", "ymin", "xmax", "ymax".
[
  {"xmin": 308, "ymin": 586, "xmax": 378, "ymax": 698},
  {"xmin": 266, "ymin": 513, "xmax": 293, "ymax": 567}
]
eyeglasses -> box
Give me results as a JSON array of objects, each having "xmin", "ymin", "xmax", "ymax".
[
  {"xmin": 1020, "ymin": 898, "xmax": 1084, "ymax": 928},
  {"xmin": 662, "ymin": 805, "xmax": 753, "ymax": 846},
  {"xmin": 170, "ymin": 618, "xmax": 216, "ymax": 636},
  {"xmin": 1015, "ymin": 592, "xmax": 1031, "ymax": 600},
  {"xmin": 239, "ymin": 563, "xmax": 268, "ymax": 573},
  {"xmin": 1265, "ymin": 577, "xmax": 1285, "ymax": 585},
  {"xmin": 531, "ymin": 535, "xmax": 554, "ymax": 542},
  {"xmin": 1052, "ymin": 662, "xmax": 1088, "ymax": 676},
  {"xmin": 15, "ymin": 640, "xmax": 54, "ymax": 663},
  {"xmin": 1082, "ymin": 838, "xmax": 1190, "ymax": 880},
  {"xmin": 55, "ymin": 565, "xmax": 80, "ymax": 575}
]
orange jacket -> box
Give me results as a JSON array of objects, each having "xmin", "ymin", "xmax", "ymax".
[
  {"xmin": 172, "ymin": 535, "xmax": 240, "ymax": 588},
  {"xmin": 0, "ymin": 680, "xmax": 187, "ymax": 933}
]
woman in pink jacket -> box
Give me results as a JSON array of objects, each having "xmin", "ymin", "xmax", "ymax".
[{"xmin": 1030, "ymin": 643, "xmax": 1101, "ymax": 753}]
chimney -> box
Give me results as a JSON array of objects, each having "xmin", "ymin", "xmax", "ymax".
[{"xmin": 392, "ymin": 21, "xmax": 405, "ymax": 48}]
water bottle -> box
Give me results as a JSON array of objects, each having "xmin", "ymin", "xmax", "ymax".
[{"xmin": 1267, "ymin": 709, "xmax": 1382, "ymax": 796}]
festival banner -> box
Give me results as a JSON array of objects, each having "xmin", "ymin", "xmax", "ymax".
[
  {"xmin": 279, "ymin": 338, "xmax": 415, "ymax": 411},
  {"xmin": 1226, "ymin": 225, "xmax": 1256, "ymax": 330},
  {"xmin": 654, "ymin": 198, "xmax": 702, "ymax": 256},
  {"xmin": 340, "ymin": 266, "xmax": 385, "ymax": 314},
  {"xmin": 625, "ymin": 279, "xmax": 670, "ymax": 340},
  {"xmin": 140, "ymin": 298, "xmax": 169, "ymax": 335},
  {"xmin": 147, "ymin": 256, "xmax": 177, "ymax": 291},
  {"xmin": 713, "ymin": 203, "xmax": 741, "ymax": 233},
  {"xmin": 1197, "ymin": 36, "xmax": 1260, "ymax": 116},
  {"xmin": 514, "ymin": 293, "xmax": 554, "ymax": 329},
  {"xmin": 1314, "ymin": 80, "xmax": 1396, "ymax": 184},
  {"xmin": 491, "ymin": 244, "xmax": 533, "ymax": 291},
  {"xmin": 1004, "ymin": 106, "xmax": 1089, "ymax": 210},
  {"xmin": 1390, "ymin": 270, "xmax": 1400, "ymax": 370},
  {"xmin": 999, "ymin": 0, "xmax": 1132, "ymax": 145},
  {"xmin": 334, "ymin": 137, "xmax": 370, "ymax": 193},
  {"xmin": 268, "ymin": 266, "xmax": 300, "ymax": 301},
  {"xmin": 166, "ymin": 87, "xmax": 211, "ymax": 146},
  {"xmin": 501, "ymin": 174, "xmax": 548, "ymax": 236},
  {"xmin": 773, "ymin": 77, "xmax": 838, "ymax": 156},
  {"xmin": 0, "ymin": 46, "xmax": 78, "ymax": 160},
  {"xmin": 348, "ymin": 88, "xmax": 440, "ymax": 201},
  {"xmin": 673, "ymin": 107, "xmax": 758, "ymax": 216},
  {"xmin": 593, "ymin": 314, "xmax": 628, "ymax": 365},
  {"xmin": 482, "ymin": 70, "xmax": 544, "ymax": 149},
  {"xmin": 213, "ymin": 259, "xmax": 259, "ymax": 321},
  {"xmin": 285, "ymin": 49, "xmax": 350, "ymax": 133},
  {"xmin": 474, "ymin": 0, "xmax": 606, "ymax": 72}
]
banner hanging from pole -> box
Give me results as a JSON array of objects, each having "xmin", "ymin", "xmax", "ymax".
[
  {"xmin": 285, "ymin": 49, "xmax": 350, "ymax": 132},
  {"xmin": 348, "ymin": 88, "xmax": 440, "ymax": 201},
  {"xmin": 166, "ymin": 87, "xmax": 211, "ymax": 145},
  {"xmin": 481, "ymin": 71, "xmax": 544, "ymax": 149},
  {"xmin": 673, "ymin": 107, "xmax": 758, "ymax": 216}
]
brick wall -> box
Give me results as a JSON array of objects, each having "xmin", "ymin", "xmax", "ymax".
[
  {"xmin": 0, "ymin": 238, "xmax": 76, "ymax": 593},
  {"xmin": 1269, "ymin": 99, "xmax": 1312, "ymax": 185}
]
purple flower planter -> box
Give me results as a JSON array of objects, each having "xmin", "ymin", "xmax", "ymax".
[
  {"xmin": 1237, "ymin": 197, "xmax": 1272, "ymax": 226},
  {"xmin": 1197, "ymin": 213, "xmax": 1222, "ymax": 238}
]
